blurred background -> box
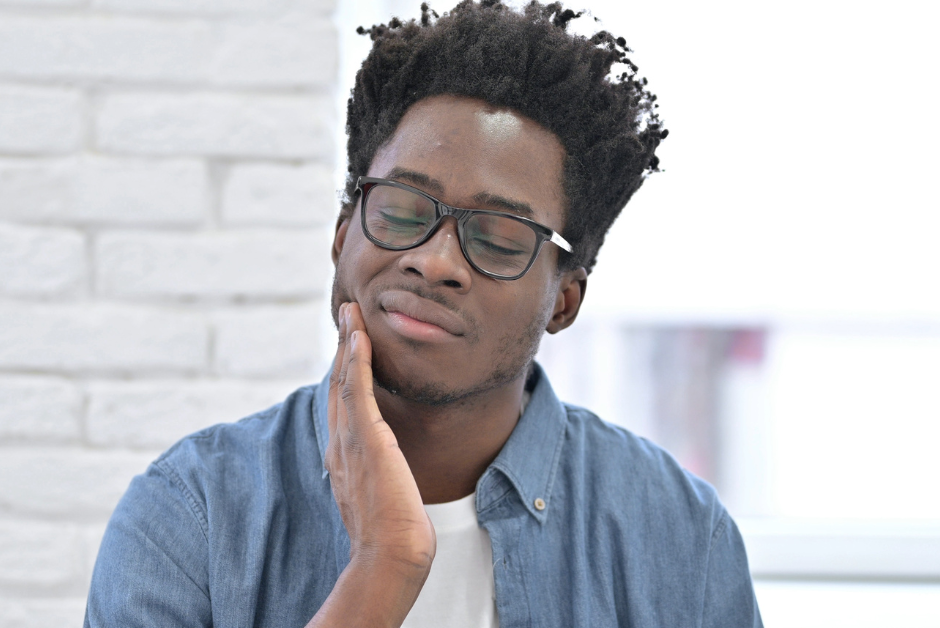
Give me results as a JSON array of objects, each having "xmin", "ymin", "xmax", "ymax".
[{"xmin": 0, "ymin": 0, "xmax": 938, "ymax": 625}]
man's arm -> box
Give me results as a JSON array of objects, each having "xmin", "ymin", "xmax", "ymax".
[
  {"xmin": 84, "ymin": 462, "xmax": 212, "ymax": 627},
  {"xmin": 305, "ymin": 302, "xmax": 436, "ymax": 628},
  {"xmin": 701, "ymin": 511, "xmax": 764, "ymax": 628}
]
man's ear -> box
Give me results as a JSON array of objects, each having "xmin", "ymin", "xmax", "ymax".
[
  {"xmin": 546, "ymin": 267, "xmax": 588, "ymax": 334},
  {"xmin": 331, "ymin": 214, "xmax": 351, "ymax": 266}
]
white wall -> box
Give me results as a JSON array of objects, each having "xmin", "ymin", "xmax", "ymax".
[{"xmin": 0, "ymin": 0, "xmax": 337, "ymax": 623}]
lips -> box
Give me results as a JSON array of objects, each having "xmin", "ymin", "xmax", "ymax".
[{"xmin": 378, "ymin": 290, "xmax": 468, "ymax": 337}]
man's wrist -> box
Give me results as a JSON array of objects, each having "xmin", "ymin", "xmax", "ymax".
[
  {"xmin": 351, "ymin": 538, "xmax": 436, "ymax": 576},
  {"xmin": 306, "ymin": 554, "xmax": 431, "ymax": 628}
]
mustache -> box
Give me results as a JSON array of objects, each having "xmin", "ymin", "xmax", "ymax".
[{"xmin": 387, "ymin": 283, "xmax": 455, "ymax": 310}]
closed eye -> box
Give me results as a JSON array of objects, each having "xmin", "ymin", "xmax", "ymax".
[
  {"xmin": 380, "ymin": 211, "xmax": 425, "ymax": 226},
  {"xmin": 469, "ymin": 235, "xmax": 527, "ymax": 257}
]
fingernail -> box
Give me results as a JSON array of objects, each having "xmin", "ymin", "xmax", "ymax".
[{"xmin": 350, "ymin": 330, "xmax": 358, "ymax": 349}]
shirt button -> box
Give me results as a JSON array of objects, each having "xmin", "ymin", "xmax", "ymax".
[{"xmin": 534, "ymin": 498, "xmax": 546, "ymax": 511}]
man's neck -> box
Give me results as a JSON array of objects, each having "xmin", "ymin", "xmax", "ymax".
[{"xmin": 373, "ymin": 375, "xmax": 528, "ymax": 504}]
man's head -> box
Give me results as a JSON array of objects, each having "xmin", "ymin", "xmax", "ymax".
[
  {"xmin": 331, "ymin": 1, "xmax": 664, "ymax": 405},
  {"xmin": 342, "ymin": 0, "xmax": 666, "ymax": 274}
]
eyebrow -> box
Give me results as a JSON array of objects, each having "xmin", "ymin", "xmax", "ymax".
[
  {"xmin": 470, "ymin": 192, "xmax": 534, "ymax": 218},
  {"xmin": 383, "ymin": 167, "xmax": 535, "ymax": 218},
  {"xmin": 384, "ymin": 168, "xmax": 445, "ymax": 194}
]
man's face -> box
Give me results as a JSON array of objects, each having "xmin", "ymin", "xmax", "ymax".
[{"xmin": 331, "ymin": 95, "xmax": 577, "ymax": 405}]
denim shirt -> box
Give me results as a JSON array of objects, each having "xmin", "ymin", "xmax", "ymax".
[{"xmin": 86, "ymin": 365, "xmax": 763, "ymax": 627}]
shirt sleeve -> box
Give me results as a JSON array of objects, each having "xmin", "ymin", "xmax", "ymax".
[
  {"xmin": 700, "ymin": 510, "xmax": 764, "ymax": 628},
  {"xmin": 84, "ymin": 460, "xmax": 212, "ymax": 628}
]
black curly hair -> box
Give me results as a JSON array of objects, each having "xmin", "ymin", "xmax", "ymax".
[{"xmin": 344, "ymin": 0, "xmax": 666, "ymax": 274}]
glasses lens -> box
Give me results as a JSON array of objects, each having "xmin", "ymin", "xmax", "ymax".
[
  {"xmin": 464, "ymin": 213, "xmax": 538, "ymax": 277},
  {"xmin": 364, "ymin": 184, "xmax": 436, "ymax": 247}
]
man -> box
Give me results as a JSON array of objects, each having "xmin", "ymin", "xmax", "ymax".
[{"xmin": 86, "ymin": 2, "xmax": 763, "ymax": 626}]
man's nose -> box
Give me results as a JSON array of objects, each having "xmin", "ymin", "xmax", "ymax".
[{"xmin": 396, "ymin": 217, "xmax": 473, "ymax": 292}]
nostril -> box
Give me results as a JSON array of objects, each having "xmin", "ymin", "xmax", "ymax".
[{"xmin": 443, "ymin": 279, "xmax": 462, "ymax": 289}]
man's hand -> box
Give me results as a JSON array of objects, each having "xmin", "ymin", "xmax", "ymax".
[{"xmin": 306, "ymin": 302, "xmax": 435, "ymax": 628}]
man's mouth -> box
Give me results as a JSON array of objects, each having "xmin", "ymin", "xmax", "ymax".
[{"xmin": 378, "ymin": 290, "xmax": 468, "ymax": 340}]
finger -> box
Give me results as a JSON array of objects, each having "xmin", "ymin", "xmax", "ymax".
[
  {"xmin": 342, "ymin": 328, "xmax": 384, "ymax": 434},
  {"xmin": 344, "ymin": 301, "xmax": 368, "ymax": 337},
  {"xmin": 327, "ymin": 302, "xmax": 348, "ymax": 439},
  {"xmin": 340, "ymin": 303, "xmax": 377, "ymax": 427},
  {"xmin": 342, "ymin": 303, "xmax": 377, "ymax": 420},
  {"xmin": 334, "ymin": 302, "xmax": 359, "ymax": 435}
]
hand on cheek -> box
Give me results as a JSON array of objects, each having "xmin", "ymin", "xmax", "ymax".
[{"xmin": 325, "ymin": 301, "xmax": 436, "ymax": 575}]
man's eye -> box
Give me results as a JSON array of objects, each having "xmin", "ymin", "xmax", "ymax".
[
  {"xmin": 470, "ymin": 236, "xmax": 527, "ymax": 257},
  {"xmin": 377, "ymin": 209, "xmax": 424, "ymax": 225},
  {"xmin": 373, "ymin": 210, "xmax": 428, "ymax": 239}
]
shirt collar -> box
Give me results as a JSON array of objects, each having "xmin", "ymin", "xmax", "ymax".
[
  {"xmin": 478, "ymin": 363, "xmax": 568, "ymax": 524},
  {"xmin": 312, "ymin": 362, "xmax": 569, "ymax": 522}
]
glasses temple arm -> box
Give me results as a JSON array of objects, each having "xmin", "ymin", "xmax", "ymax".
[{"xmin": 550, "ymin": 231, "xmax": 573, "ymax": 253}]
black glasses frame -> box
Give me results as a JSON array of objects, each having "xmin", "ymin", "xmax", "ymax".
[{"xmin": 356, "ymin": 176, "xmax": 572, "ymax": 280}]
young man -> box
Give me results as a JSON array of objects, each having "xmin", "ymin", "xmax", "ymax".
[{"xmin": 86, "ymin": 2, "xmax": 763, "ymax": 626}]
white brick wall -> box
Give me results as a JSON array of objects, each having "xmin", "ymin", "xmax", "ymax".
[
  {"xmin": 0, "ymin": 224, "xmax": 86, "ymax": 296},
  {"xmin": 0, "ymin": 157, "xmax": 209, "ymax": 225},
  {"xmin": 0, "ymin": 0, "xmax": 337, "ymax": 622},
  {"xmin": 0, "ymin": 601, "xmax": 89, "ymax": 628},
  {"xmin": 213, "ymin": 304, "xmax": 321, "ymax": 376},
  {"xmin": 223, "ymin": 162, "xmax": 335, "ymax": 226},
  {"xmin": 0, "ymin": 85, "xmax": 83, "ymax": 154},
  {"xmin": 85, "ymin": 379, "xmax": 306, "ymax": 448},
  {"xmin": 0, "ymin": 376, "xmax": 82, "ymax": 441},
  {"xmin": 0, "ymin": 15, "xmax": 336, "ymax": 86},
  {"xmin": 97, "ymin": 92, "xmax": 333, "ymax": 158},
  {"xmin": 96, "ymin": 230, "xmax": 329, "ymax": 298}
]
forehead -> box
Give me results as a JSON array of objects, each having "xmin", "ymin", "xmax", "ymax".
[{"xmin": 366, "ymin": 95, "xmax": 567, "ymax": 229}]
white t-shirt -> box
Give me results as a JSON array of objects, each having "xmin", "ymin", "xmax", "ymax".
[{"xmin": 402, "ymin": 492, "xmax": 499, "ymax": 628}]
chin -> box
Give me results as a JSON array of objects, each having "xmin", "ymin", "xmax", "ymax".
[
  {"xmin": 370, "ymin": 348, "xmax": 459, "ymax": 406},
  {"xmin": 371, "ymin": 347, "xmax": 527, "ymax": 407},
  {"xmin": 373, "ymin": 375, "xmax": 464, "ymax": 407}
]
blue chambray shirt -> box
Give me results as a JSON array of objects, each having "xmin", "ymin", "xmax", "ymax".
[{"xmin": 85, "ymin": 365, "xmax": 763, "ymax": 627}]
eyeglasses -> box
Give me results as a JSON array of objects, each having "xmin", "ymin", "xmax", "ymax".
[{"xmin": 356, "ymin": 176, "xmax": 572, "ymax": 280}]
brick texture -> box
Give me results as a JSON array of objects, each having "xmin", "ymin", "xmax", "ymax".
[
  {"xmin": 0, "ymin": 521, "xmax": 82, "ymax": 587},
  {"xmin": 97, "ymin": 92, "xmax": 333, "ymax": 158},
  {"xmin": 0, "ymin": 377, "xmax": 82, "ymax": 441},
  {"xmin": 0, "ymin": 0, "xmax": 337, "ymax": 609},
  {"xmin": 86, "ymin": 379, "xmax": 303, "ymax": 448},
  {"xmin": 0, "ymin": 15, "xmax": 335, "ymax": 87},
  {"xmin": 0, "ymin": 0, "xmax": 83, "ymax": 6},
  {"xmin": 222, "ymin": 162, "xmax": 335, "ymax": 227},
  {"xmin": 0, "ymin": 224, "xmax": 86, "ymax": 296},
  {"xmin": 0, "ymin": 304, "xmax": 208, "ymax": 372},
  {"xmin": 96, "ymin": 230, "xmax": 329, "ymax": 299},
  {"xmin": 213, "ymin": 304, "xmax": 321, "ymax": 376},
  {"xmin": 0, "ymin": 85, "xmax": 82, "ymax": 154},
  {"xmin": 0, "ymin": 599, "xmax": 87, "ymax": 628},
  {"xmin": 93, "ymin": 0, "xmax": 297, "ymax": 16},
  {"xmin": 0, "ymin": 158, "xmax": 71, "ymax": 221},
  {"xmin": 0, "ymin": 157, "xmax": 208, "ymax": 225},
  {"xmin": 0, "ymin": 448, "xmax": 159, "ymax": 517},
  {"xmin": 72, "ymin": 157, "xmax": 208, "ymax": 225}
]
